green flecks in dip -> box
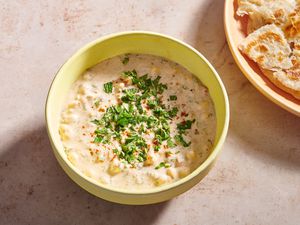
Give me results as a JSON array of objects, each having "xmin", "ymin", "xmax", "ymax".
[
  {"xmin": 59, "ymin": 53, "xmax": 216, "ymax": 190},
  {"xmin": 103, "ymin": 82, "xmax": 113, "ymax": 93},
  {"xmin": 121, "ymin": 56, "xmax": 130, "ymax": 65}
]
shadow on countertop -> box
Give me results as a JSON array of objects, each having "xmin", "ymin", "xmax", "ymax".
[
  {"xmin": 1, "ymin": 1, "xmax": 300, "ymax": 224},
  {"xmin": 191, "ymin": 0, "xmax": 300, "ymax": 169},
  {"xmin": 0, "ymin": 126, "xmax": 169, "ymax": 225}
]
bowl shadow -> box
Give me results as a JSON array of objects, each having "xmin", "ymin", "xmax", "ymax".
[
  {"xmin": 189, "ymin": 0, "xmax": 300, "ymax": 169},
  {"xmin": 0, "ymin": 125, "xmax": 169, "ymax": 225}
]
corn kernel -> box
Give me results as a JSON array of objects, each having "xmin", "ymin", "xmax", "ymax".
[
  {"xmin": 154, "ymin": 175, "xmax": 168, "ymax": 186},
  {"xmin": 108, "ymin": 164, "xmax": 121, "ymax": 176},
  {"xmin": 67, "ymin": 153, "xmax": 75, "ymax": 164},
  {"xmin": 59, "ymin": 126, "xmax": 69, "ymax": 141},
  {"xmin": 166, "ymin": 167, "xmax": 178, "ymax": 179},
  {"xmin": 84, "ymin": 170, "xmax": 92, "ymax": 178},
  {"xmin": 78, "ymin": 85, "xmax": 86, "ymax": 95},
  {"xmin": 185, "ymin": 150, "xmax": 195, "ymax": 161},
  {"xmin": 178, "ymin": 167, "xmax": 190, "ymax": 178},
  {"xmin": 151, "ymin": 67, "xmax": 160, "ymax": 74},
  {"xmin": 144, "ymin": 152, "xmax": 156, "ymax": 166}
]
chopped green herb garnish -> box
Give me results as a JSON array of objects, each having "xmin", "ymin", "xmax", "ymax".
[
  {"xmin": 153, "ymin": 107, "xmax": 169, "ymax": 118},
  {"xmin": 122, "ymin": 56, "xmax": 129, "ymax": 65},
  {"xmin": 117, "ymin": 117, "xmax": 130, "ymax": 127},
  {"xmin": 138, "ymin": 124, "xmax": 145, "ymax": 134},
  {"xmin": 155, "ymin": 162, "xmax": 170, "ymax": 169},
  {"xmin": 168, "ymin": 107, "xmax": 178, "ymax": 118},
  {"xmin": 91, "ymin": 119, "xmax": 102, "ymax": 126},
  {"xmin": 147, "ymin": 99, "xmax": 158, "ymax": 109},
  {"xmin": 174, "ymin": 134, "xmax": 191, "ymax": 147},
  {"xmin": 167, "ymin": 139, "xmax": 176, "ymax": 148},
  {"xmin": 103, "ymin": 82, "xmax": 113, "ymax": 93},
  {"xmin": 154, "ymin": 145, "xmax": 160, "ymax": 152},
  {"xmin": 121, "ymin": 88, "xmax": 138, "ymax": 102},
  {"xmin": 155, "ymin": 128, "xmax": 170, "ymax": 141},
  {"xmin": 169, "ymin": 95, "xmax": 177, "ymax": 101},
  {"xmin": 146, "ymin": 116, "xmax": 158, "ymax": 128},
  {"xmin": 177, "ymin": 119, "xmax": 196, "ymax": 133},
  {"xmin": 94, "ymin": 136, "xmax": 103, "ymax": 143},
  {"xmin": 94, "ymin": 99, "xmax": 100, "ymax": 107},
  {"xmin": 91, "ymin": 69, "xmax": 196, "ymax": 165},
  {"xmin": 95, "ymin": 128, "xmax": 108, "ymax": 135}
]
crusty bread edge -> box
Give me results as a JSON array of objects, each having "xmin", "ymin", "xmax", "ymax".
[{"xmin": 260, "ymin": 68, "xmax": 300, "ymax": 99}]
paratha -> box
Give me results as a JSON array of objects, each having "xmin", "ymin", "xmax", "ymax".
[
  {"xmin": 282, "ymin": 6, "xmax": 300, "ymax": 43},
  {"xmin": 239, "ymin": 24, "xmax": 293, "ymax": 71},
  {"xmin": 237, "ymin": 1, "xmax": 300, "ymax": 99},
  {"xmin": 237, "ymin": 0, "xmax": 296, "ymax": 34},
  {"xmin": 261, "ymin": 66, "xmax": 300, "ymax": 99}
]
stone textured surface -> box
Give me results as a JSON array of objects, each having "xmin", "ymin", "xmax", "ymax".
[{"xmin": 0, "ymin": 0, "xmax": 299, "ymax": 224}]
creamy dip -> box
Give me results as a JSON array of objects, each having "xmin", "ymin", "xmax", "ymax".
[{"xmin": 59, "ymin": 54, "xmax": 216, "ymax": 190}]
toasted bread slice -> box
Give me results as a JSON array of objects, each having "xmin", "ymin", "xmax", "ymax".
[
  {"xmin": 237, "ymin": 0, "xmax": 296, "ymax": 34},
  {"xmin": 239, "ymin": 24, "xmax": 293, "ymax": 70}
]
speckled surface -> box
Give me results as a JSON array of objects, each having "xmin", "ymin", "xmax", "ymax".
[{"xmin": 0, "ymin": 0, "xmax": 299, "ymax": 224}]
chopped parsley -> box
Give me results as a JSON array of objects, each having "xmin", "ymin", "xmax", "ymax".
[
  {"xmin": 122, "ymin": 56, "xmax": 129, "ymax": 65},
  {"xmin": 95, "ymin": 128, "xmax": 108, "ymax": 135},
  {"xmin": 167, "ymin": 139, "xmax": 176, "ymax": 148},
  {"xmin": 91, "ymin": 119, "xmax": 102, "ymax": 126},
  {"xmin": 155, "ymin": 162, "xmax": 171, "ymax": 169},
  {"xmin": 94, "ymin": 99, "xmax": 100, "ymax": 107},
  {"xmin": 91, "ymin": 69, "xmax": 196, "ymax": 166},
  {"xmin": 168, "ymin": 107, "xmax": 178, "ymax": 118},
  {"xmin": 147, "ymin": 99, "xmax": 158, "ymax": 109},
  {"xmin": 103, "ymin": 82, "xmax": 113, "ymax": 93},
  {"xmin": 94, "ymin": 135, "xmax": 103, "ymax": 143},
  {"xmin": 154, "ymin": 145, "xmax": 160, "ymax": 152},
  {"xmin": 169, "ymin": 95, "xmax": 177, "ymax": 101},
  {"xmin": 177, "ymin": 119, "xmax": 196, "ymax": 133},
  {"xmin": 121, "ymin": 88, "xmax": 138, "ymax": 102},
  {"xmin": 175, "ymin": 134, "xmax": 191, "ymax": 147}
]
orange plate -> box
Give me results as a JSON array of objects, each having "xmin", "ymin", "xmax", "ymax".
[{"xmin": 224, "ymin": 0, "xmax": 300, "ymax": 116}]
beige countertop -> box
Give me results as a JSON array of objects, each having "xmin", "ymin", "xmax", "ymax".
[{"xmin": 0, "ymin": 0, "xmax": 299, "ymax": 224}]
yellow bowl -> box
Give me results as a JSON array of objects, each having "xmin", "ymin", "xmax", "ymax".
[
  {"xmin": 224, "ymin": 0, "xmax": 300, "ymax": 116},
  {"xmin": 45, "ymin": 31, "xmax": 229, "ymax": 205}
]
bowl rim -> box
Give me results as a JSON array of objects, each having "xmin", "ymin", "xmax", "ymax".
[
  {"xmin": 224, "ymin": 0, "xmax": 300, "ymax": 117},
  {"xmin": 45, "ymin": 30, "xmax": 230, "ymax": 195}
]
